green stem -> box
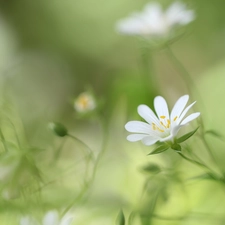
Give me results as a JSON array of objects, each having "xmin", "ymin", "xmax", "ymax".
[
  {"xmin": 201, "ymin": 135, "xmax": 223, "ymax": 175},
  {"xmin": 61, "ymin": 122, "xmax": 109, "ymax": 216},
  {"xmin": 165, "ymin": 45, "xmax": 195, "ymax": 96},
  {"xmin": 177, "ymin": 152, "xmax": 211, "ymax": 171},
  {"xmin": 67, "ymin": 133, "xmax": 93, "ymax": 156},
  {"xmin": 165, "ymin": 45, "xmax": 222, "ymax": 174},
  {"xmin": 139, "ymin": 46, "xmax": 158, "ymax": 108},
  {"xmin": 0, "ymin": 129, "xmax": 8, "ymax": 152}
]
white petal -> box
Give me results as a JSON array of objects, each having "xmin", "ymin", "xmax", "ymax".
[
  {"xmin": 154, "ymin": 96, "xmax": 169, "ymax": 119},
  {"xmin": 141, "ymin": 136, "xmax": 159, "ymax": 146},
  {"xmin": 159, "ymin": 134, "xmax": 174, "ymax": 142},
  {"xmin": 142, "ymin": 3, "xmax": 165, "ymax": 34},
  {"xmin": 125, "ymin": 121, "xmax": 151, "ymax": 133},
  {"xmin": 178, "ymin": 10, "xmax": 195, "ymax": 25},
  {"xmin": 20, "ymin": 217, "xmax": 32, "ymax": 225},
  {"xmin": 138, "ymin": 104, "xmax": 160, "ymax": 126},
  {"xmin": 166, "ymin": 2, "xmax": 185, "ymax": 24},
  {"xmin": 127, "ymin": 134, "xmax": 149, "ymax": 142},
  {"xmin": 43, "ymin": 211, "xmax": 59, "ymax": 225},
  {"xmin": 116, "ymin": 17, "xmax": 146, "ymax": 35},
  {"xmin": 166, "ymin": 2, "xmax": 194, "ymax": 26},
  {"xmin": 180, "ymin": 112, "xmax": 200, "ymax": 125},
  {"xmin": 177, "ymin": 101, "xmax": 196, "ymax": 124},
  {"xmin": 170, "ymin": 95, "xmax": 189, "ymax": 121},
  {"xmin": 171, "ymin": 125, "xmax": 183, "ymax": 137},
  {"xmin": 60, "ymin": 215, "xmax": 73, "ymax": 225}
]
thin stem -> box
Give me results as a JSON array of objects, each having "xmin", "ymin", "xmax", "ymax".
[
  {"xmin": 201, "ymin": 135, "xmax": 223, "ymax": 175},
  {"xmin": 0, "ymin": 129, "xmax": 8, "ymax": 152},
  {"xmin": 177, "ymin": 152, "xmax": 211, "ymax": 171},
  {"xmin": 67, "ymin": 133, "xmax": 93, "ymax": 155},
  {"xmin": 139, "ymin": 46, "xmax": 158, "ymax": 108},
  {"xmin": 165, "ymin": 45, "xmax": 222, "ymax": 174},
  {"xmin": 61, "ymin": 122, "xmax": 109, "ymax": 216},
  {"xmin": 165, "ymin": 45, "xmax": 195, "ymax": 96}
]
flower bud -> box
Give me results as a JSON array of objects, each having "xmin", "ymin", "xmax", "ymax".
[{"xmin": 48, "ymin": 122, "xmax": 68, "ymax": 137}]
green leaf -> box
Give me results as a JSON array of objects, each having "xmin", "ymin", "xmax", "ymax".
[
  {"xmin": 116, "ymin": 210, "xmax": 125, "ymax": 225},
  {"xmin": 128, "ymin": 211, "xmax": 137, "ymax": 225},
  {"xmin": 140, "ymin": 163, "xmax": 161, "ymax": 174},
  {"xmin": 171, "ymin": 143, "xmax": 181, "ymax": 152},
  {"xmin": 177, "ymin": 127, "xmax": 199, "ymax": 143},
  {"xmin": 148, "ymin": 144, "xmax": 169, "ymax": 155},
  {"xmin": 189, "ymin": 173, "xmax": 222, "ymax": 182}
]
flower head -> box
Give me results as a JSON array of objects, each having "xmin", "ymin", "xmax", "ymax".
[
  {"xmin": 125, "ymin": 95, "xmax": 200, "ymax": 146},
  {"xmin": 74, "ymin": 92, "xmax": 96, "ymax": 113},
  {"xmin": 116, "ymin": 2, "xmax": 195, "ymax": 39}
]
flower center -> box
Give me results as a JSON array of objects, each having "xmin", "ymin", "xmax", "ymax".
[{"xmin": 151, "ymin": 114, "xmax": 179, "ymax": 134}]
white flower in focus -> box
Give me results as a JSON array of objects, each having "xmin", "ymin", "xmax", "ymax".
[
  {"xmin": 125, "ymin": 95, "xmax": 200, "ymax": 146},
  {"xmin": 20, "ymin": 211, "xmax": 73, "ymax": 225},
  {"xmin": 74, "ymin": 92, "xmax": 96, "ymax": 113},
  {"xmin": 116, "ymin": 2, "xmax": 195, "ymax": 38}
]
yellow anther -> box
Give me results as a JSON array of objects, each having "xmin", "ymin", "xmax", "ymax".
[
  {"xmin": 157, "ymin": 127, "xmax": 164, "ymax": 132},
  {"xmin": 152, "ymin": 122, "xmax": 164, "ymax": 132},
  {"xmin": 167, "ymin": 119, "xmax": 171, "ymax": 128},
  {"xmin": 160, "ymin": 116, "xmax": 166, "ymax": 119},
  {"xmin": 173, "ymin": 116, "xmax": 178, "ymax": 121}
]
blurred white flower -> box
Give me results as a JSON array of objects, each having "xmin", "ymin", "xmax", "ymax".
[
  {"xmin": 20, "ymin": 211, "xmax": 73, "ymax": 225},
  {"xmin": 74, "ymin": 92, "xmax": 96, "ymax": 113},
  {"xmin": 125, "ymin": 95, "xmax": 200, "ymax": 146},
  {"xmin": 116, "ymin": 2, "xmax": 195, "ymax": 38}
]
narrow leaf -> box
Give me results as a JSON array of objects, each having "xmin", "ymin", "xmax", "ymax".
[
  {"xmin": 189, "ymin": 173, "xmax": 222, "ymax": 182},
  {"xmin": 148, "ymin": 144, "xmax": 169, "ymax": 155},
  {"xmin": 177, "ymin": 127, "xmax": 199, "ymax": 143},
  {"xmin": 116, "ymin": 210, "xmax": 125, "ymax": 225},
  {"xmin": 140, "ymin": 163, "xmax": 161, "ymax": 174}
]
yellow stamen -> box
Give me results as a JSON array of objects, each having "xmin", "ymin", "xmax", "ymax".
[
  {"xmin": 160, "ymin": 116, "xmax": 166, "ymax": 119},
  {"xmin": 152, "ymin": 122, "xmax": 164, "ymax": 132},
  {"xmin": 160, "ymin": 121, "xmax": 167, "ymax": 129},
  {"xmin": 173, "ymin": 116, "xmax": 178, "ymax": 121},
  {"xmin": 167, "ymin": 119, "xmax": 171, "ymax": 128},
  {"xmin": 157, "ymin": 127, "xmax": 164, "ymax": 132}
]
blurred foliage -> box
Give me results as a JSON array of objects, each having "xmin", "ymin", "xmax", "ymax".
[{"xmin": 0, "ymin": 0, "xmax": 224, "ymax": 224}]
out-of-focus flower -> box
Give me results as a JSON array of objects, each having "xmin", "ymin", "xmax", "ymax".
[
  {"xmin": 125, "ymin": 95, "xmax": 200, "ymax": 146},
  {"xmin": 74, "ymin": 92, "xmax": 96, "ymax": 113},
  {"xmin": 116, "ymin": 2, "xmax": 195, "ymax": 39},
  {"xmin": 20, "ymin": 216, "xmax": 38, "ymax": 225},
  {"xmin": 20, "ymin": 210, "xmax": 73, "ymax": 225}
]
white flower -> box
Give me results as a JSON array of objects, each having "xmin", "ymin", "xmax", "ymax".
[
  {"xmin": 20, "ymin": 211, "xmax": 73, "ymax": 225},
  {"xmin": 74, "ymin": 92, "xmax": 96, "ymax": 113},
  {"xmin": 116, "ymin": 2, "xmax": 195, "ymax": 38},
  {"xmin": 125, "ymin": 95, "xmax": 200, "ymax": 146},
  {"xmin": 43, "ymin": 211, "xmax": 73, "ymax": 225}
]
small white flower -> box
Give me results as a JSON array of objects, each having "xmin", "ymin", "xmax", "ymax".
[
  {"xmin": 20, "ymin": 211, "xmax": 73, "ymax": 225},
  {"xmin": 116, "ymin": 2, "xmax": 195, "ymax": 38},
  {"xmin": 74, "ymin": 92, "xmax": 96, "ymax": 113},
  {"xmin": 125, "ymin": 95, "xmax": 200, "ymax": 146},
  {"xmin": 43, "ymin": 211, "xmax": 73, "ymax": 225}
]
